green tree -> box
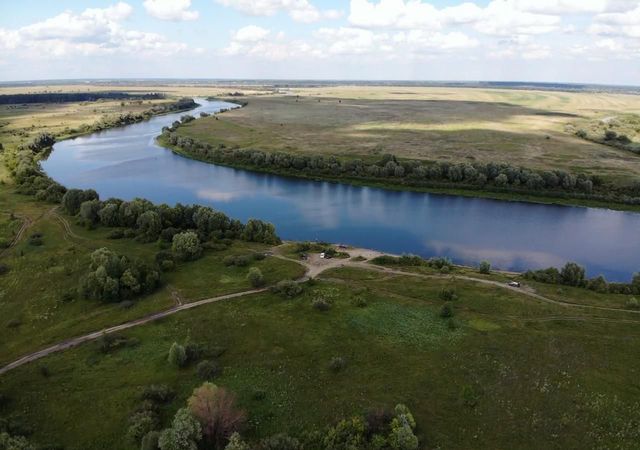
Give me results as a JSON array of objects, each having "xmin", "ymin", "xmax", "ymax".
[
  {"xmin": 168, "ymin": 342, "xmax": 187, "ymax": 368},
  {"xmin": 560, "ymin": 262, "xmax": 586, "ymax": 287},
  {"xmin": 247, "ymin": 267, "xmax": 265, "ymax": 287},
  {"xmin": 141, "ymin": 431, "xmax": 161, "ymax": 450},
  {"xmin": 224, "ymin": 433, "xmax": 249, "ymax": 450},
  {"xmin": 479, "ymin": 260, "xmax": 491, "ymax": 274},
  {"xmin": 137, "ymin": 210, "xmax": 162, "ymax": 242},
  {"xmin": 158, "ymin": 408, "xmax": 201, "ymax": 450},
  {"xmin": 172, "ymin": 232, "xmax": 202, "ymax": 261},
  {"xmin": 323, "ymin": 416, "xmax": 366, "ymax": 450}
]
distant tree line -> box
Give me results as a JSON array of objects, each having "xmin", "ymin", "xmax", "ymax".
[
  {"xmin": 524, "ymin": 262, "xmax": 640, "ymax": 295},
  {"xmin": 162, "ymin": 127, "xmax": 640, "ymax": 206},
  {"xmin": 0, "ymin": 91, "xmax": 165, "ymax": 105}
]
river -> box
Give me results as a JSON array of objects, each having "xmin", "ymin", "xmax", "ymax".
[{"xmin": 42, "ymin": 98, "xmax": 640, "ymax": 281}]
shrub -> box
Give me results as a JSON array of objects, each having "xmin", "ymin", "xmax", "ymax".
[
  {"xmin": 258, "ymin": 434, "xmax": 302, "ymax": 450},
  {"xmin": 439, "ymin": 288, "xmax": 457, "ymax": 301},
  {"xmin": 272, "ymin": 279, "xmax": 303, "ymax": 298},
  {"xmin": 560, "ymin": 262, "xmax": 586, "ymax": 287},
  {"xmin": 28, "ymin": 233, "xmax": 43, "ymax": 246},
  {"xmin": 0, "ymin": 263, "xmax": 10, "ymax": 275},
  {"xmin": 365, "ymin": 408, "xmax": 392, "ymax": 437},
  {"xmin": 247, "ymin": 267, "xmax": 265, "ymax": 287},
  {"xmin": 312, "ymin": 298, "xmax": 331, "ymax": 311},
  {"xmin": 329, "ymin": 356, "xmax": 347, "ymax": 373},
  {"xmin": 127, "ymin": 410, "xmax": 160, "ymax": 444},
  {"xmin": 168, "ymin": 342, "xmax": 187, "ymax": 368},
  {"xmin": 440, "ymin": 303, "xmax": 454, "ymax": 318},
  {"xmin": 142, "ymin": 385, "xmax": 175, "ymax": 404},
  {"xmin": 627, "ymin": 297, "xmax": 639, "ymax": 310},
  {"xmin": 172, "ymin": 231, "xmax": 202, "ymax": 261},
  {"xmin": 323, "ymin": 416, "xmax": 366, "ymax": 450},
  {"xmin": 6, "ymin": 318, "xmax": 21, "ymax": 328},
  {"xmin": 141, "ymin": 431, "xmax": 161, "ymax": 450},
  {"xmin": 478, "ymin": 260, "xmax": 491, "ymax": 274},
  {"xmin": 197, "ymin": 360, "xmax": 221, "ymax": 380},
  {"xmin": 225, "ymin": 432, "xmax": 250, "ymax": 450},
  {"xmin": 351, "ymin": 296, "xmax": 367, "ymax": 307}
]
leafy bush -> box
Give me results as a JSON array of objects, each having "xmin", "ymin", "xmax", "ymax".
[
  {"xmin": 247, "ymin": 267, "xmax": 265, "ymax": 287},
  {"xmin": 172, "ymin": 231, "xmax": 202, "ymax": 261},
  {"xmin": 168, "ymin": 342, "xmax": 187, "ymax": 368},
  {"xmin": 627, "ymin": 297, "xmax": 639, "ymax": 310},
  {"xmin": 272, "ymin": 279, "xmax": 303, "ymax": 298},
  {"xmin": 0, "ymin": 264, "xmax": 10, "ymax": 275},
  {"xmin": 312, "ymin": 298, "xmax": 331, "ymax": 311},
  {"xmin": 439, "ymin": 288, "xmax": 458, "ymax": 301},
  {"xmin": 258, "ymin": 433, "xmax": 302, "ymax": 450},
  {"xmin": 479, "ymin": 260, "xmax": 491, "ymax": 274},
  {"xmin": 197, "ymin": 360, "xmax": 221, "ymax": 380},
  {"xmin": 329, "ymin": 356, "xmax": 347, "ymax": 373},
  {"xmin": 440, "ymin": 303, "xmax": 454, "ymax": 318},
  {"xmin": 79, "ymin": 248, "xmax": 160, "ymax": 302},
  {"xmin": 142, "ymin": 385, "xmax": 175, "ymax": 404}
]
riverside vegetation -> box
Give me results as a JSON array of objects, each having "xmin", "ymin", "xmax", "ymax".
[
  {"xmin": 161, "ymin": 90, "xmax": 640, "ymax": 209},
  {"xmin": 2, "ymin": 86, "xmax": 640, "ymax": 449}
]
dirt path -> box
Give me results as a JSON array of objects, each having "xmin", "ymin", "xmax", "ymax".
[
  {"xmin": 2, "ymin": 244, "xmax": 638, "ymax": 376},
  {"xmin": 0, "ymin": 287, "xmax": 268, "ymax": 376},
  {"xmin": 0, "ymin": 214, "xmax": 33, "ymax": 258},
  {"xmin": 272, "ymin": 246, "xmax": 640, "ymax": 316}
]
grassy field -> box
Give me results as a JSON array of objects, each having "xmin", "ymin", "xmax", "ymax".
[
  {"xmin": 175, "ymin": 86, "xmax": 640, "ymax": 184},
  {"xmin": 0, "ymin": 164, "xmax": 304, "ymax": 365},
  {"xmin": 1, "ymin": 266, "xmax": 640, "ymax": 449}
]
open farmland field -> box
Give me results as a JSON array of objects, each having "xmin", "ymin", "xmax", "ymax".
[{"xmin": 176, "ymin": 86, "xmax": 640, "ymax": 183}]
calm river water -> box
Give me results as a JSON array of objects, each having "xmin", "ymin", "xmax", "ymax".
[{"xmin": 42, "ymin": 99, "xmax": 640, "ymax": 281}]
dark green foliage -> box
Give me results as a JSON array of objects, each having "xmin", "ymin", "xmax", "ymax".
[
  {"xmin": 27, "ymin": 233, "xmax": 43, "ymax": 246},
  {"xmin": 329, "ymin": 356, "xmax": 347, "ymax": 373},
  {"xmin": 79, "ymin": 248, "xmax": 160, "ymax": 302},
  {"xmin": 167, "ymin": 342, "xmax": 187, "ymax": 368},
  {"xmin": 258, "ymin": 433, "xmax": 302, "ymax": 450},
  {"xmin": 61, "ymin": 189, "xmax": 99, "ymax": 215},
  {"xmin": 127, "ymin": 410, "xmax": 160, "ymax": 444},
  {"xmin": 312, "ymin": 298, "xmax": 331, "ymax": 311},
  {"xmin": 0, "ymin": 263, "xmax": 10, "ymax": 275},
  {"xmin": 27, "ymin": 133, "xmax": 55, "ymax": 153},
  {"xmin": 560, "ymin": 262, "xmax": 586, "ymax": 287},
  {"xmin": 97, "ymin": 333, "xmax": 139, "ymax": 354},
  {"xmin": 247, "ymin": 267, "xmax": 265, "ymax": 287},
  {"xmin": 141, "ymin": 385, "xmax": 175, "ymax": 404},
  {"xmin": 272, "ymin": 280, "xmax": 303, "ymax": 298},
  {"xmin": 479, "ymin": 260, "xmax": 491, "ymax": 274},
  {"xmin": 172, "ymin": 232, "xmax": 202, "ymax": 262},
  {"xmin": 196, "ymin": 360, "xmax": 221, "ymax": 381},
  {"xmin": 440, "ymin": 303, "xmax": 454, "ymax": 318},
  {"xmin": 141, "ymin": 431, "xmax": 161, "ymax": 450},
  {"xmin": 439, "ymin": 288, "xmax": 458, "ymax": 301}
]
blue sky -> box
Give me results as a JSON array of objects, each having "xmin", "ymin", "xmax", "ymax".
[{"xmin": 1, "ymin": 0, "xmax": 639, "ymax": 84}]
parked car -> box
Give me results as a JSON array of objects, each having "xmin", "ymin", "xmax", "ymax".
[
  {"xmin": 508, "ymin": 281, "xmax": 521, "ymax": 288},
  {"xmin": 320, "ymin": 252, "xmax": 325, "ymax": 259}
]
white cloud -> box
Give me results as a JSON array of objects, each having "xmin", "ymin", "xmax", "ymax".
[
  {"xmin": 349, "ymin": 0, "xmax": 441, "ymax": 29},
  {"xmin": 591, "ymin": 4, "xmax": 640, "ymax": 38},
  {"xmin": 531, "ymin": 0, "xmax": 639, "ymax": 14},
  {"xmin": 143, "ymin": 0, "xmax": 199, "ymax": 21},
  {"xmin": 475, "ymin": 1, "xmax": 561, "ymax": 36},
  {"xmin": 1, "ymin": 2, "xmax": 189, "ymax": 58},
  {"xmin": 233, "ymin": 25, "xmax": 272, "ymax": 42},
  {"xmin": 216, "ymin": 0, "xmax": 342, "ymax": 23}
]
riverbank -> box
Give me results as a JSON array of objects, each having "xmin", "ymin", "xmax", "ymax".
[{"xmin": 162, "ymin": 138, "xmax": 640, "ymax": 213}]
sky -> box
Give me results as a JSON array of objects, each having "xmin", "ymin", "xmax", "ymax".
[{"xmin": 1, "ymin": 0, "xmax": 639, "ymax": 84}]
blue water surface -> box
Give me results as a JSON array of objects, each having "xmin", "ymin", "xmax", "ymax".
[{"xmin": 42, "ymin": 99, "xmax": 640, "ymax": 281}]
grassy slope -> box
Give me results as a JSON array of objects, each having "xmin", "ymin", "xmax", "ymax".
[
  {"xmin": 175, "ymin": 87, "xmax": 640, "ymax": 185},
  {"xmin": 0, "ymin": 169, "xmax": 304, "ymax": 365},
  {"xmin": 1, "ymin": 268, "xmax": 640, "ymax": 449}
]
